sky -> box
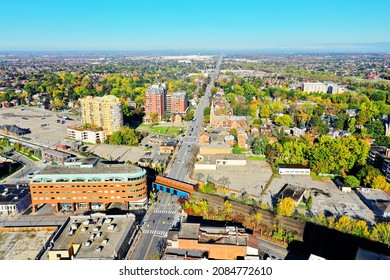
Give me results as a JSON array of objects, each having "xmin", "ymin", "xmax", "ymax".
[{"xmin": 1, "ymin": 0, "xmax": 389, "ymax": 53}]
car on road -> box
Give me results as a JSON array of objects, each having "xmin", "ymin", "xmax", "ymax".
[
  {"xmin": 145, "ymin": 151, "xmax": 151, "ymax": 155},
  {"xmin": 27, "ymin": 173, "xmax": 35, "ymax": 179}
]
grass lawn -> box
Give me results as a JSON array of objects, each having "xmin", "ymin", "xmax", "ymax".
[
  {"xmin": 246, "ymin": 155, "xmax": 267, "ymax": 161},
  {"xmin": 19, "ymin": 151, "xmax": 40, "ymax": 161},
  {"xmin": 137, "ymin": 124, "xmax": 185, "ymax": 136}
]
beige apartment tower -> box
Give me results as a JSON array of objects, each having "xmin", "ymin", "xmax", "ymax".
[{"xmin": 80, "ymin": 95, "xmax": 123, "ymax": 136}]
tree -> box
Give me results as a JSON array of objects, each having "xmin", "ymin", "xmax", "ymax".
[
  {"xmin": 250, "ymin": 212, "xmax": 263, "ymax": 233},
  {"xmin": 352, "ymin": 220, "xmax": 369, "ymax": 238},
  {"xmin": 347, "ymin": 117, "xmax": 356, "ymax": 133},
  {"xmin": 108, "ymin": 127, "xmax": 140, "ymax": 146},
  {"xmin": 260, "ymin": 104, "xmax": 271, "ymax": 118},
  {"xmin": 274, "ymin": 114, "xmax": 292, "ymax": 127},
  {"xmin": 344, "ymin": 175, "xmax": 360, "ymax": 187},
  {"xmin": 365, "ymin": 120, "xmax": 384, "ymax": 139},
  {"xmin": 305, "ymin": 195, "xmax": 313, "ymax": 210},
  {"xmin": 371, "ymin": 175, "xmax": 390, "ymax": 190},
  {"xmin": 217, "ymin": 176, "xmax": 231, "ymax": 188},
  {"xmin": 224, "ymin": 200, "xmax": 232, "ymax": 219},
  {"xmin": 276, "ymin": 197, "xmax": 295, "ymax": 217},
  {"xmin": 335, "ymin": 113, "xmax": 348, "ymax": 130},
  {"xmin": 252, "ymin": 135, "xmax": 268, "ymax": 155},
  {"xmin": 370, "ymin": 222, "xmax": 390, "ymax": 245},
  {"xmin": 198, "ymin": 199, "xmax": 210, "ymax": 218},
  {"xmin": 334, "ymin": 215, "xmax": 352, "ymax": 233},
  {"xmin": 150, "ymin": 113, "xmax": 159, "ymax": 125}
]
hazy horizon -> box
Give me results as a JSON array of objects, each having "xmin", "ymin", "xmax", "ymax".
[{"xmin": 1, "ymin": 0, "xmax": 389, "ymax": 53}]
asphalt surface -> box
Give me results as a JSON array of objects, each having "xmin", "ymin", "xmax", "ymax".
[
  {"xmin": 130, "ymin": 191, "xmax": 180, "ymax": 259},
  {"xmin": 130, "ymin": 56, "xmax": 223, "ymax": 259},
  {"xmin": 1, "ymin": 148, "xmax": 43, "ymax": 185},
  {"xmin": 168, "ymin": 55, "xmax": 223, "ymax": 181}
]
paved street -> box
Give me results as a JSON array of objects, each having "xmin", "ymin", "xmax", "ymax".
[
  {"xmin": 130, "ymin": 56, "xmax": 223, "ymax": 259},
  {"xmin": 130, "ymin": 191, "xmax": 181, "ymax": 259},
  {"xmin": 169, "ymin": 55, "xmax": 223, "ymax": 181},
  {"xmin": 1, "ymin": 149, "xmax": 43, "ymax": 185}
]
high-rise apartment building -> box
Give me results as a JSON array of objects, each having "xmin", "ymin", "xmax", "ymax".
[
  {"xmin": 170, "ymin": 92, "xmax": 188, "ymax": 114},
  {"xmin": 80, "ymin": 95, "xmax": 123, "ymax": 136},
  {"xmin": 144, "ymin": 83, "xmax": 166, "ymax": 122}
]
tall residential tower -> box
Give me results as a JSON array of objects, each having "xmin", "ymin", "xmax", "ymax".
[{"xmin": 80, "ymin": 95, "xmax": 123, "ymax": 136}]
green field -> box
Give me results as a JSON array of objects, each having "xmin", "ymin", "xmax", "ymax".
[
  {"xmin": 137, "ymin": 124, "xmax": 185, "ymax": 136},
  {"xmin": 246, "ymin": 155, "xmax": 267, "ymax": 161}
]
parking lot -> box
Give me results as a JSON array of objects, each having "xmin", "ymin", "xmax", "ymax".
[
  {"xmin": 193, "ymin": 160, "xmax": 273, "ymax": 198},
  {"xmin": 0, "ymin": 106, "xmax": 80, "ymax": 147},
  {"xmin": 263, "ymin": 175, "xmax": 376, "ymax": 224}
]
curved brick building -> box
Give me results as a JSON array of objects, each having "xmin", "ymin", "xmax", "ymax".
[{"xmin": 29, "ymin": 158, "xmax": 147, "ymax": 213}]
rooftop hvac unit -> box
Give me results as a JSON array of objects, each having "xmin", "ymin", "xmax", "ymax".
[{"xmin": 107, "ymin": 224, "xmax": 116, "ymax": 231}]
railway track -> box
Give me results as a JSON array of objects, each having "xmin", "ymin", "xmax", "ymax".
[{"xmin": 191, "ymin": 192, "xmax": 306, "ymax": 237}]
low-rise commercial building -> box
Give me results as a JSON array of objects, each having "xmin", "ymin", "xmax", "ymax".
[
  {"xmin": 0, "ymin": 184, "xmax": 31, "ymax": 215},
  {"xmin": 29, "ymin": 158, "xmax": 147, "ymax": 213},
  {"xmin": 46, "ymin": 213, "xmax": 136, "ymax": 260},
  {"xmin": 166, "ymin": 222, "xmax": 258, "ymax": 260},
  {"xmin": 67, "ymin": 126, "xmax": 106, "ymax": 144},
  {"xmin": 278, "ymin": 164, "xmax": 310, "ymax": 175},
  {"xmin": 195, "ymin": 154, "xmax": 247, "ymax": 170},
  {"xmin": 355, "ymin": 188, "xmax": 390, "ymax": 220}
]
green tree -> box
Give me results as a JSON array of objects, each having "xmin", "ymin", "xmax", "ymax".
[
  {"xmin": 109, "ymin": 127, "xmax": 140, "ymax": 146},
  {"xmin": 260, "ymin": 104, "xmax": 271, "ymax": 118},
  {"xmin": 370, "ymin": 222, "xmax": 390, "ymax": 245},
  {"xmin": 150, "ymin": 113, "xmax": 159, "ymax": 125},
  {"xmin": 252, "ymin": 135, "xmax": 268, "ymax": 155},
  {"xmin": 347, "ymin": 117, "xmax": 356, "ymax": 133},
  {"xmin": 344, "ymin": 175, "xmax": 360, "ymax": 187},
  {"xmin": 305, "ymin": 195, "xmax": 313, "ymax": 210},
  {"xmin": 335, "ymin": 215, "xmax": 352, "ymax": 234},
  {"xmin": 274, "ymin": 114, "xmax": 292, "ymax": 127},
  {"xmin": 365, "ymin": 120, "xmax": 384, "ymax": 139},
  {"xmin": 371, "ymin": 175, "xmax": 390, "ymax": 190}
]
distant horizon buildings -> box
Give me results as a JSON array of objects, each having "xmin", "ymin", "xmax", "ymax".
[
  {"xmin": 79, "ymin": 95, "xmax": 123, "ymax": 136},
  {"xmin": 302, "ymin": 82, "xmax": 345, "ymax": 94}
]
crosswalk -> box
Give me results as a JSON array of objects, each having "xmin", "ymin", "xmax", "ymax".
[
  {"xmin": 142, "ymin": 229, "xmax": 168, "ymax": 237},
  {"xmin": 153, "ymin": 209, "xmax": 176, "ymax": 214}
]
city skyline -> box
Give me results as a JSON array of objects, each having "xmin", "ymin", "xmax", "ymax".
[{"xmin": 1, "ymin": 0, "xmax": 389, "ymax": 52}]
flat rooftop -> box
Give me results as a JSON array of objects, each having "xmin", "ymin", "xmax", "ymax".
[
  {"xmin": 198, "ymin": 154, "xmax": 245, "ymax": 164},
  {"xmin": 48, "ymin": 214, "xmax": 135, "ymax": 260},
  {"xmin": 356, "ymin": 188, "xmax": 390, "ymax": 201},
  {"xmin": 0, "ymin": 185, "xmax": 30, "ymax": 204},
  {"xmin": 179, "ymin": 223, "xmax": 200, "ymax": 240},
  {"xmin": 278, "ymin": 164, "xmax": 310, "ymax": 169},
  {"xmin": 38, "ymin": 163, "xmax": 143, "ymax": 175},
  {"xmin": 0, "ymin": 228, "xmax": 55, "ymax": 260}
]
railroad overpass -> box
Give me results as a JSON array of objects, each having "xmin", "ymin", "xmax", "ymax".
[{"xmin": 152, "ymin": 175, "xmax": 197, "ymax": 199}]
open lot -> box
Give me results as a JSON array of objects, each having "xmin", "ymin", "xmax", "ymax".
[
  {"xmin": 193, "ymin": 160, "xmax": 273, "ymax": 197},
  {"xmin": 0, "ymin": 106, "xmax": 81, "ymax": 148},
  {"xmin": 87, "ymin": 143, "xmax": 148, "ymax": 163},
  {"xmin": 0, "ymin": 229, "xmax": 54, "ymax": 260},
  {"xmin": 263, "ymin": 175, "xmax": 376, "ymax": 224}
]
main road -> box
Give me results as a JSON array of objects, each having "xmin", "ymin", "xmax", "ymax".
[
  {"xmin": 129, "ymin": 55, "xmax": 223, "ymax": 259},
  {"xmin": 169, "ymin": 55, "xmax": 223, "ymax": 181}
]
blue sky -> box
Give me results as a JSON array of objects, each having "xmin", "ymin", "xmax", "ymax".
[{"xmin": 1, "ymin": 0, "xmax": 389, "ymax": 52}]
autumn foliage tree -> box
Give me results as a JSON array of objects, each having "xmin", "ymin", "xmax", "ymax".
[{"xmin": 276, "ymin": 197, "xmax": 296, "ymax": 217}]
